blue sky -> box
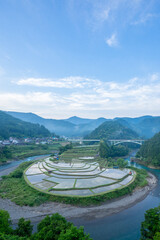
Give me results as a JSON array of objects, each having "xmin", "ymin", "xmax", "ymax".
[{"xmin": 0, "ymin": 0, "xmax": 160, "ymax": 119}]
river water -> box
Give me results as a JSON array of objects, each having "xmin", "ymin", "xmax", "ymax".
[
  {"xmin": 72, "ymin": 151, "xmax": 160, "ymax": 240},
  {"xmin": 0, "ymin": 151, "xmax": 159, "ymax": 240},
  {"xmin": 0, "ymin": 155, "xmax": 49, "ymax": 171}
]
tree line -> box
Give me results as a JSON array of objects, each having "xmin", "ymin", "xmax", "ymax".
[
  {"xmin": 99, "ymin": 140, "xmax": 129, "ymax": 158},
  {"xmin": 0, "ymin": 210, "xmax": 92, "ymax": 240},
  {"xmin": 137, "ymin": 132, "xmax": 160, "ymax": 167}
]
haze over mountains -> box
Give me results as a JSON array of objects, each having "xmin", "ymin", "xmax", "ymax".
[
  {"xmin": 6, "ymin": 112, "xmax": 106, "ymax": 137},
  {"xmin": 6, "ymin": 111, "xmax": 160, "ymax": 139},
  {"xmin": 0, "ymin": 111, "xmax": 51, "ymax": 139}
]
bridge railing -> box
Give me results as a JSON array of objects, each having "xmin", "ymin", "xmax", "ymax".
[{"xmin": 108, "ymin": 139, "xmax": 145, "ymax": 146}]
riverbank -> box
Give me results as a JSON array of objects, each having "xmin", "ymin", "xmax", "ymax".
[
  {"xmin": 0, "ymin": 165, "xmax": 157, "ymax": 224},
  {"xmin": 0, "ymin": 143, "xmax": 60, "ymax": 166},
  {"xmin": 133, "ymin": 158, "xmax": 160, "ymax": 170}
]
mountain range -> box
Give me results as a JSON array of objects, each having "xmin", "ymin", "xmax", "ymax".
[
  {"xmin": 6, "ymin": 112, "xmax": 107, "ymax": 137},
  {"xmin": 4, "ymin": 111, "xmax": 160, "ymax": 139}
]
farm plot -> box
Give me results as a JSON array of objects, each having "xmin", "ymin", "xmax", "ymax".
[{"xmin": 24, "ymin": 155, "xmax": 135, "ymax": 197}]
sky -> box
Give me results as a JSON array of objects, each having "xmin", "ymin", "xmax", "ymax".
[{"xmin": 0, "ymin": 0, "xmax": 160, "ymax": 119}]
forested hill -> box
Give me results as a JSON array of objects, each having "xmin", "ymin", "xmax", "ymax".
[
  {"xmin": 136, "ymin": 132, "xmax": 160, "ymax": 167},
  {"xmin": 85, "ymin": 120, "xmax": 139, "ymax": 140},
  {"xmin": 0, "ymin": 111, "xmax": 51, "ymax": 139}
]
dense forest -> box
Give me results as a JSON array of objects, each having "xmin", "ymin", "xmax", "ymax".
[
  {"xmin": 0, "ymin": 111, "xmax": 51, "ymax": 139},
  {"xmin": 99, "ymin": 140, "xmax": 129, "ymax": 158},
  {"xmin": 136, "ymin": 132, "xmax": 160, "ymax": 167},
  {"xmin": 0, "ymin": 210, "xmax": 92, "ymax": 239},
  {"xmin": 85, "ymin": 120, "xmax": 139, "ymax": 140},
  {"xmin": 140, "ymin": 205, "xmax": 160, "ymax": 239}
]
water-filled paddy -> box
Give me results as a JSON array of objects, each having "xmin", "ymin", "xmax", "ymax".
[
  {"xmin": 27, "ymin": 174, "xmax": 48, "ymax": 184},
  {"xmin": 24, "ymin": 157, "xmax": 135, "ymax": 196},
  {"xmin": 50, "ymin": 189, "xmax": 94, "ymax": 196},
  {"xmin": 34, "ymin": 181, "xmax": 56, "ymax": 190},
  {"xmin": 75, "ymin": 177, "xmax": 115, "ymax": 188}
]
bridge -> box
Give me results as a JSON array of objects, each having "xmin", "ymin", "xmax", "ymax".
[
  {"xmin": 108, "ymin": 139, "xmax": 145, "ymax": 146},
  {"xmin": 68, "ymin": 139, "xmax": 100, "ymax": 143},
  {"xmin": 68, "ymin": 139, "xmax": 145, "ymax": 146}
]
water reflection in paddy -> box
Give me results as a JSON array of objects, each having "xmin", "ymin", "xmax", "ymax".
[
  {"xmin": 76, "ymin": 177, "xmax": 116, "ymax": 188},
  {"xmin": 50, "ymin": 189, "xmax": 94, "ymax": 196},
  {"xmin": 24, "ymin": 158, "xmax": 134, "ymax": 195},
  {"xmin": 27, "ymin": 174, "xmax": 48, "ymax": 184}
]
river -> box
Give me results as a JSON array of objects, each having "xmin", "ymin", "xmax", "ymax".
[
  {"xmin": 72, "ymin": 150, "xmax": 160, "ymax": 240},
  {"xmin": 0, "ymin": 151, "xmax": 159, "ymax": 240}
]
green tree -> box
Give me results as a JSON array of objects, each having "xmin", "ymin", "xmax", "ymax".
[
  {"xmin": 99, "ymin": 141, "xmax": 110, "ymax": 158},
  {"xmin": 0, "ymin": 210, "xmax": 92, "ymax": 240},
  {"xmin": 0, "ymin": 210, "xmax": 12, "ymax": 234},
  {"xmin": 59, "ymin": 143, "xmax": 73, "ymax": 155},
  {"xmin": 140, "ymin": 206, "xmax": 160, "ymax": 239},
  {"xmin": 0, "ymin": 233, "xmax": 26, "ymax": 239},
  {"xmin": 117, "ymin": 158, "xmax": 128, "ymax": 168},
  {"xmin": 153, "ymin": 232, "xmax": 160, "ymax": 240},
  {"xmin": 110, "ymin": 145, "xmax": 129, "ymax": 157},
  {"xmin": 32, "ymin": 213, "xmax": 72, "ymax": 240},
  {"xmin": 58, "ymin": 225, "xmax": 92, "ymax": 240},
  {"xmin": 99, "ymin": 141, "xmax": 129, "ymax": 159},
  {"xmin": 15, "ymin": 218, "xmax": 33, "ymax": 237},
  {"xmin": 2, "ymin": 146, "xmax": 12, "ymax": 158}
]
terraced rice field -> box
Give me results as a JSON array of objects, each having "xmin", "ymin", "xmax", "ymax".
[{"xmin": 24, "ymin": 154, "xmax": 135, "ymax": 197}]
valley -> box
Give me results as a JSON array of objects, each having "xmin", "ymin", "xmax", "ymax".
[{"xmin": 0, "ymin": 112, "xmax": 160, "ymax": 240}]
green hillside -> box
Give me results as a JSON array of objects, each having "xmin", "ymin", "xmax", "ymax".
[
  {"xmin": 136, "ymin": 132, "xmax": 160, "ymax": 167},
  {"xmin": 0, "ymin": 111, "xmax": 51, "ymax": 139},
  {"xmin": 85, "ymin": 120, "xmax": 139, "ymax": 140}
]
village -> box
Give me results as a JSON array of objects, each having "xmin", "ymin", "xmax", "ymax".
[{"xmin": 0, "ymin": 136, "xmax": 59, "ymax": 146}]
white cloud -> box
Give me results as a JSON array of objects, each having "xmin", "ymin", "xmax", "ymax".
[
  {"xmin": 16, "ymin": 76, "xmax": 101, "ymax": 89},
  {"xmin": 68, "ymin": 0, "xmax": 157, "ymax": 35},
  {"xmin": 132, "ymin": 13, "xmax": 157, "ymax": 25},
  {"xmin": 150, "ymin": 73, "xmax": 159, "ymax": 82},
  {"xmin": 95, "ymin": 7, "xmax": 110, "ymax": 23},
  {"xmin": 2, "ymin": 73, "xmax": 160, "ymax": 118},
  {"xmin": 106, "ymin": 33, "xmax": 118, "ymax": 47}
]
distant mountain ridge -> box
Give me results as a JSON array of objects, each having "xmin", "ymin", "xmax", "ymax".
[
  {"xmin": 0, "ymin": 111, "xmax": 51, "ymax": 139},
  {"xmin": 6, "ymin": 112, "xmax": 107, "ymax": 137},
  {"xmin": 116, "ymin": 116, "xmax": 160, "ymax": 138},
  {"xmin": 66, "ymin": 116, "xmax": 93, "ymax": 125},
  {"xmin": 6, "ymin": 111, "xmax": 160, "ymax": 138}
]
